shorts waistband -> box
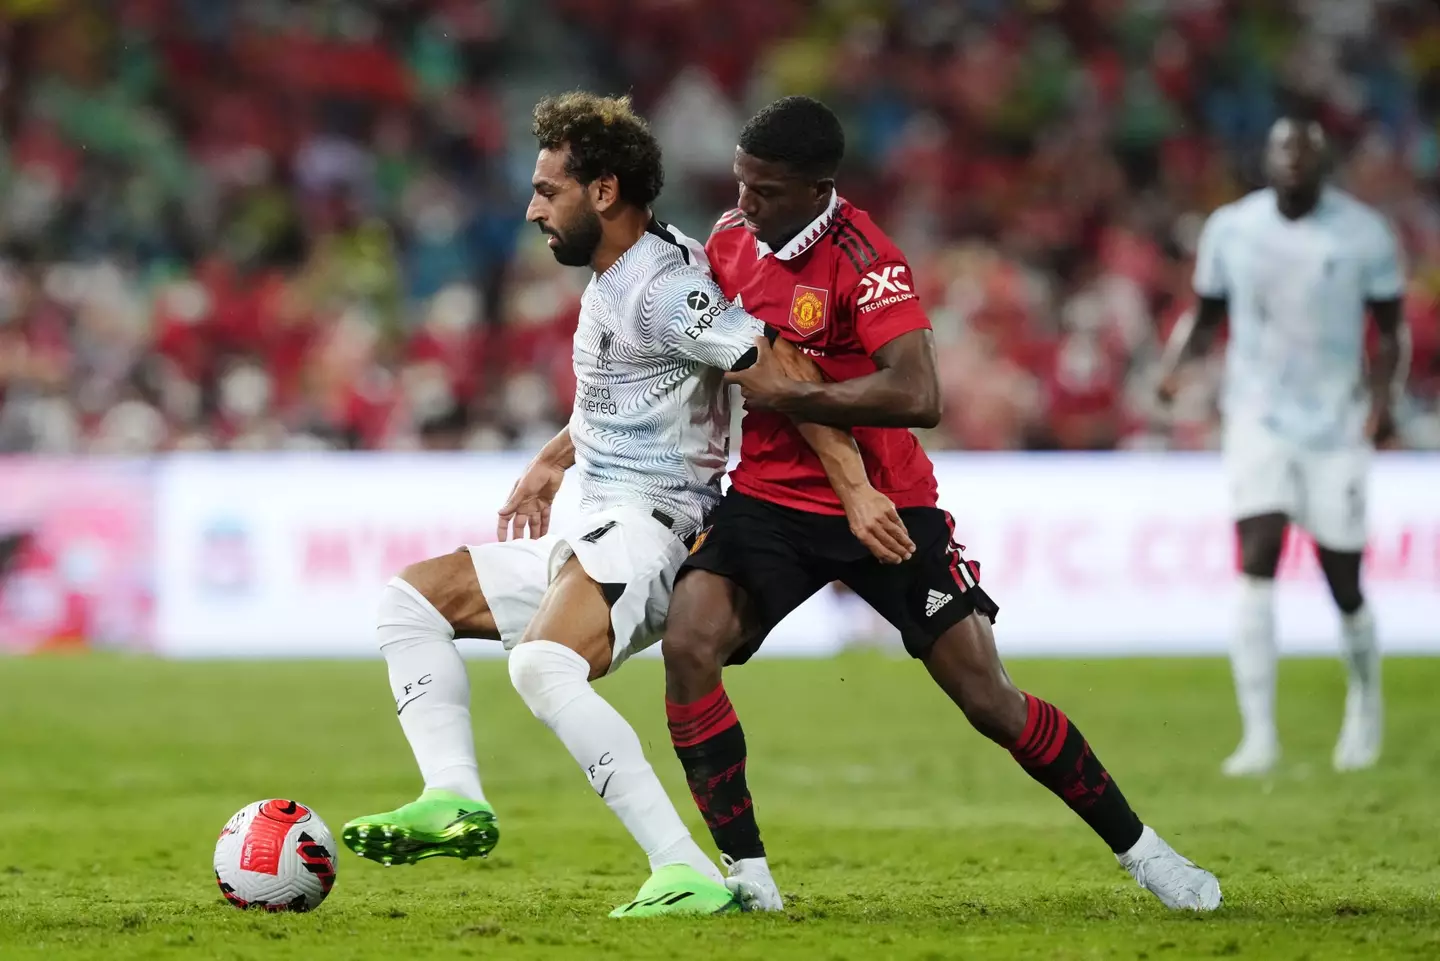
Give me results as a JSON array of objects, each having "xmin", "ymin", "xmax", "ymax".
[{"xmin": 649, "ymin": 508, "xmax": 699, "ymax": 550}]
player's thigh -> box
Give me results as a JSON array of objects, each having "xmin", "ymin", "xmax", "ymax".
[
  {"xmin": 671, "ymin": 493, "xmax": 833, "ymax": 667},
  {"xmin": 521, "ymin": 507, "xmax": 689, "ymax": 679},
  {"xmin": 664, "ymin": 570, "xmax": 753, "ymax": 666},
  {"xmin": 1298, "ymin": 446, "xmax": 1370, "ymax": 554},
  {"xmin": 838, "ymin": 507, "xmax": 1000, "ymax": 662},
  {"xmin": 1314, "ymin": 545, "xmax": 1364, "ymax": 613},
  {"xmin": 1235, "ymin": 513, "xmax": 1289, "ymax": 578},
  {"xmin": 397, "ymin": 550, "xmax": 500, "ymax": 639},
  {"xmin": 458, "ymin": 536, "xmax": 556, "ymax": 643},
  {"xmin": 520, "ymin": 554, "xmax": 615, "ymax": 680},
  {"xmin": 1224, "ymin": 421, "xmax": 1297, "ymax": 525},
  {"xmin": 924, "ymin": 612, "xmax": 1027, "ymax": 742}
]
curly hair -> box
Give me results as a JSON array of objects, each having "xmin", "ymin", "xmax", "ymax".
[
  {"xmin": 738, "ymin": 96, "xmax": 845, "ymax": 180},
  {"xmin": 532, "ymin": 92, "xmax": 664, "ymax": 209}
]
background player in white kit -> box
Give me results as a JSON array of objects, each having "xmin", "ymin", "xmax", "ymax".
[
  {"xmin": 340, "ymin": 92, "xmax": 915, "ymax": 917},
  {"xmin": 1158, "ymin": 116, "xmax": 1408, "ymax": 777}
]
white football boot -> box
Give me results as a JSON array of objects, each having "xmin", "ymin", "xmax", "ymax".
[
  {"xmin": 1333, "ymin": 677, "xmax": 1382, "ymax": 771},
  {"xmin": 722, "ymin": 855, "xmax": 784, "ymax": 912},
  {"xmin": 1220, "ymin": 732, "xmax": 1279, "ymax": 777},
  {"xmin": 1117, "ymin": 826, "xmax": 1222, "ymax": 911}
]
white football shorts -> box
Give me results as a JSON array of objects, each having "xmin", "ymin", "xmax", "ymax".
[
  {"xmin": 1222, "ymin": 419, "xmax": 1370, "ymax": 551},
  {"xmin": 464, "ymin": 505, "xmax": 691, "ymax": 674}
]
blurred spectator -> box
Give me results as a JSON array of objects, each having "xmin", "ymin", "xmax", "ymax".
[{"xmin": 0, "ymin": 0, "xmax": 1437, "ymax": 453}]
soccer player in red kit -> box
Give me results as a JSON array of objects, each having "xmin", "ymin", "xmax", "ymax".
[{"xmin": 660, "ymin": 97, "xmax": 1222, "ymax": 913}]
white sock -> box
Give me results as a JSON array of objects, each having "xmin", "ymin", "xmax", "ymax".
[
  {"xmin": 378, "ymin": 577, "xmax": 486, "ymax": 803},
  {"xmin": 508, "ymin": 640, "xmax": 722, "ymax": 883},
  {"xmin": 1339, "ymin": 604, "xmax": 1379, "ymax": 691},
  {"xmin": 1232, "ymin": 575, "xmax": 1278, "ymax": 744},
  {"xmin": 730, "ymin": 855, "xmax": 773, "ymax": 876}
]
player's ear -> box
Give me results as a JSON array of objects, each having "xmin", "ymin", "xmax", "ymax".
[
  {"xmin": 591, "ymin": 173, "xmax": 620, "ymax": 213},
  {"xmin": 813, "ymin": 178, "xmax": 835, "ymax": 202}
]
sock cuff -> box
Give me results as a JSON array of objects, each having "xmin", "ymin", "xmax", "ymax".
[
  {"xmin": 667, "ymin": 685, "xmax": 738, "ymax": 748},
  {"xmin": 1341, "ymin": 603, "xmax": 1372, "ymax": 628},
  {"xmin": 379, "ymin": 576, "xmax": 456, "ymax": 649},
  {"xmin": 510, "ymin": 639, "xmax": 592, "ymax": 673},
  {"xmin": 1011, "ymin": 694, "xmax": 1070, "ymax": 767},
  {"xmin": 1238, "ymin": 573, "xmax": 1275, "ymax": 596}
]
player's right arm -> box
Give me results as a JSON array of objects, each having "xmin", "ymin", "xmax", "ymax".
[
  {"xmin": 496, "ymin": 427, "xmax": 573, "ymax": 541},
  {"xmin": 659, "ymin": 268, "xmax": 914, "ymax": 562},
  {"xmin": 1157, "ymin": 208, "xmax": 1232, "ymax": 403},
  {"xmin": 722, "ymin": 240, "xmax": 941, "ymax": 429}
]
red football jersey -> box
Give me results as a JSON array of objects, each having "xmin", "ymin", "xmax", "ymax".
[{"xmin": 705, "ymin": 195, "xmax": 939, "ymax": 515}]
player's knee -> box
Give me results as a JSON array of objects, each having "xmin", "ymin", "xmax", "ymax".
[
  {"xmin": 1328, "ymin": 581, "xmax": 1364, "ymax": 615},
  {"xmin": 661, "ymin": 603, "xmax": 736, "ymax": 676},
  {"xmin": 664, "ymin": 573, "xmax": 746, "ymax": 677},
  {"xmin": 960, "ymin": 675, "xmax": 1026, "ymax": 744},
  {"xmin": 660, "ymin": 628, "xmax": 723, "ymax": 680},
  {"xmin": 508, "ymin": 641, "xmax": 589, "ymax": 722},
  {"xmin": 377, "ymin": 576, "xmax": 453, "ymax": 653}
]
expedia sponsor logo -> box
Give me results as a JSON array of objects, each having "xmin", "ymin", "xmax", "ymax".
[{"xmin": 684, "ymin": 289, "xmax": 729, "ymax": 340}]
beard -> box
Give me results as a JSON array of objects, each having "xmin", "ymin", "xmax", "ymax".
[{"xmin": 545, "ymin": 206, "xmax": 603, "ymax": 267}]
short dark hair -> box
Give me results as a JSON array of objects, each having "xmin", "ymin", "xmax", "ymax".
[
  {"xmin": 738, "ymin": 95, "xmax": 845, "ymax": 179},
  {"xmin": 532, "ymin": 91, "xmax": 664, "ymax": 208}
]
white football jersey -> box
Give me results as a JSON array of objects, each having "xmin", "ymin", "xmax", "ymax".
[
  {"xmin": 568, "ymin": 222, "xmax": 763, "ymax": 535},
  {"xmin": 1194, "ymin": 186, "xmax": 1403, "ymax": 448}
]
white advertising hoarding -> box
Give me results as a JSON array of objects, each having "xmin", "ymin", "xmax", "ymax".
[
  {"xmin": 153, "ymin": 453, "xmax": 849, "ymax": 658},
  {"xmin": 155, "ymin": 453, "xmax": 1440, "ymax": 658}
]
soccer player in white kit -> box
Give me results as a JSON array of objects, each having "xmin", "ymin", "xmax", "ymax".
[
  {"xmin": 1158, "ymin": 116, "xmax": 1408, "ymax": 777},
  {"xmin": 341, "ymin": 92, "xmax": 915, "ymax": 917}
]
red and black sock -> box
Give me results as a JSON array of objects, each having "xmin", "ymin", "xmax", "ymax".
[
  {"xmin": 1009, "ymin": 694, "xmax": 1144, "ymax": 854},
  {"xmin": 666, "ymin": 684, "xmax": 765, "ymax": 861}
]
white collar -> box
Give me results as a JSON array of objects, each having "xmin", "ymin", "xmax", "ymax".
[{"xmin": 755, "ymin": 190, "xmax": 840, "ymax": 261}]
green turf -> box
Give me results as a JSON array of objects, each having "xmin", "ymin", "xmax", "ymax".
[{"xmin": 2, "ymin": 653, "xmax": 1438, "ymax": 960}]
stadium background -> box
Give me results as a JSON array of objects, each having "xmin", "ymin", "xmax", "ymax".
[
  {"xmin": 0, "ymin": 0, "xmax": 1438, "ymax": 656},
  {"xmin": 5, "ymin": 4, "xmax": 1440, "ymax": 960}
]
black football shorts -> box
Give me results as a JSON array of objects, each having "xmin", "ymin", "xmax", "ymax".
[{"xmin": 679, "ymin": 490, "xmax": 999, "ymax": 663}]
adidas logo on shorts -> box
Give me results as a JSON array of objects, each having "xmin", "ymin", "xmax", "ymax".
[{"xmin": 925, "ymin": 589, "xmax": 953, "ymax": 618}]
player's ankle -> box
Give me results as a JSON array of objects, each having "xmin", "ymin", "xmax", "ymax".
[
  {"xmin": 649, "ymin": 837, "xmax": 723, "ymax": 884},
  {"xmin": 423, "ymin": 771, "xmax": 487, "ymax": 805}
]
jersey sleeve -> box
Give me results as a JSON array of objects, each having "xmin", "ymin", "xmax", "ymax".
[
  {"xmin": 841, "ymin": 253, "xmax": 931, "ymax": 356},
  {"xmin": 1192, "ymin": 208, "xmax": 1230, "ymax": 298},
  {"xmin": 650, "ymin": 270, "xmax": 764, "ymax": 372},
  {"xmin": 1362, "ymin": 217, "xmax": 1405, "ymax": 301}
]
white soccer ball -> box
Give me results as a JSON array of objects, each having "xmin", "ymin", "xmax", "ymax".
[{"xmin": 213, "ymin": 799, "xmax": 338, "ymax": 912}]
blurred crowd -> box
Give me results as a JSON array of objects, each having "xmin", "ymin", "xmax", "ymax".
[{"xmin": 1, "ymin": 0, "xmax": 1438, "ymax": 455}]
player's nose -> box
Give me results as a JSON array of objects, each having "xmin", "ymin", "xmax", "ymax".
[{"xmin": 737, "ymin": 187, "xmax": 761, "ymax": 220}]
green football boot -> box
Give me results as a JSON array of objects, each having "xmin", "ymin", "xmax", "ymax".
[
  {"xmin": 342, "ymin": 789, "xmax": 498, "ymax": 866},
  {"xmin": 608, "ymin": 864, "xmax": 740, "ymax": 918}
]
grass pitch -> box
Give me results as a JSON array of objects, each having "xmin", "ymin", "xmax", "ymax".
[{"xmin": 2, "ymin": 652, "xmax": 1438, "ymax": 960}]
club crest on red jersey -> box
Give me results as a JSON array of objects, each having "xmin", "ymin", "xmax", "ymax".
[{"xmin": 788, "ymin": 285, "xmax": 829, "ymax": 338}]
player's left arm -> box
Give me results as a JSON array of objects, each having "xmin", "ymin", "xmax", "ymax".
[
  {"xmin": 762, "ymin": 336, "xmax": 914, "ymax": 562},
  {"xmin": 1362, "ymin": 219, "xmax": 1409, "ymax": 445},
  {"xmin": 1365, "ymin": 299, "xmax": 1406, "ymax": 445}
]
